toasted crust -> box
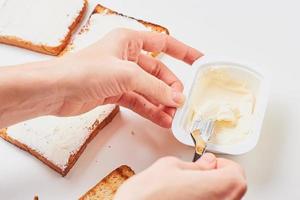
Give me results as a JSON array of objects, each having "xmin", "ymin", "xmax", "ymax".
[
  {"xmin": 93, "ymin": 4, "xmax": 169, "ymax": 34},
  {"xmin": 0, "ymin": 106, "xmax": 119, "ymax": 176},
  {"xmin": 79, "ymin": 165, "xmax": 135, "ymax": 200},
  {"xmin": 0, "ymin": 0, "xmax": 88, "ymax": 56}
]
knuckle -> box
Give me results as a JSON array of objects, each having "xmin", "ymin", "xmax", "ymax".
[
  {"xmin": 169, "ymin": 80, "xmax": 183, "ymax": 93},
  {"xmin": 127, "ymin": 96, "xmax": 139, "ymax": 110},
  {"xmin": 150, "ymin": 60, "xmax": 162, "ymax": 76},
  {"xmin": 119, "ymin": 65, "xmax": 139, "ymax": 90},
  {"xmin": 127, "ymin": 40, "xmax": 142, "ymax": 62},
  {"xmin": 229, "ymin": 175, "xmax": 247, "ymax": 196},
  {"xmin": 160, "ymin": 34, "xmax": 169, "ymax": 51},
  {"xmin": 156, "ymin": 80, "xmax": 168, "ymax": 93},
  {"xmin": 109, "ymin": 28, "xmax": 135, "ymax": 42},
  {"xmin": 214, "ymin": 163, "xmax": 247, "ymax": 199},
  {"xmin": 178, "ymin": 81, "xmax": 184, "ymax": 90},
  {"xmin": 239, "ymin": 179, "xmax": 248, "ymax": 194}
]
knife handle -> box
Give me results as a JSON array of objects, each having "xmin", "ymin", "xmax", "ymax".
[{"xmin": 192, "ymin": 152, "xmax": 202, "ymax": 162}]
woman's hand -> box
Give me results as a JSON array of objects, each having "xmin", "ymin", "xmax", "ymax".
[
  {"xmin": 53, "ymin": 28, "xmax": 202, "ymax": 128},
  {"xmin": 114, "ymin": 153, "xmax": 247, "ymax": 200},
  {"xmin": 0, "ymin": 28, "xmax": 201, "ymax": 129}
]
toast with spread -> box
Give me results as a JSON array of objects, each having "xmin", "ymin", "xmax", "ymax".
[{"xmin": 0, "ymin": 0, "xmax": 87, "ymax": 55}]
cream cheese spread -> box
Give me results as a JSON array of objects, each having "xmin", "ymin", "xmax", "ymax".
[
  {"xmin": 0, "ymin": 0, "xmax": 85, "ymax": 46},
  {"xmin": 7, "ymin": 105, "xmax": 116, "ymax": 169},
  {"xmin": 190, "ymin": 67, "xmax": 255, "ymax": 145}
]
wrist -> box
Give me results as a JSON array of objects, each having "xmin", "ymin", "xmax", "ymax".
[
  {"xmin": 0, "ymin": 59, "xmax": 65, "ymax": 126},
  {"xmin": 34, "ymin": 58, "xmax": 66, "ymax": 116}
]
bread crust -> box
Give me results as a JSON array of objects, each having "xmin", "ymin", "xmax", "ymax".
[
  {"xmin": 0, "ymin": 106, "xmax": 119, "ymax": 176},
  {"xmin": 93, "ymin": 4, "xmax": 169, "ymax": 34},
  {"xmin": 0, "ymin": 0, "xmax": 88, "ymax": 56},
  {"xmin": 79, "ymin": 165, "xmax": 135, "ymax": 200}
]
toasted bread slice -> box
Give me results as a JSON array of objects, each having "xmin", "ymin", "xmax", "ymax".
[
  {"xmin": 64, "ymin": 3, "xmax": 169, "ymax": 54},
  {"xmin": 79, "ymin": 165, "xmax": 135, "ymax": 200},
  {"xmin": 0, "ymin": 105, "xmax": 119, "ymax": 176},
  {"xmin": 0, "ymin": 0, "xmax": 87, "ymax": 55}
]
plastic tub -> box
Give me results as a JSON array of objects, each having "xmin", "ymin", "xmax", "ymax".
[{"xmin": 172, "ymin": 55, "xmax": 270, "ymax": 155}]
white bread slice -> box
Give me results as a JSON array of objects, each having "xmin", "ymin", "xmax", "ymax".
[
  {"xmin": 79, "ymin": 165, "xmax": 135, "ymax": 200},
  {"xmin": 0, "ymin": 106, "xmax": 119, "ymax": 176},
  {"xmin": 0, "ymin": 4, "xmax": 168, "ymax": 176},
  {"xmin": 0, "ymin": 0, "xmax": 87, "ymax": 55},
  {"xmin": 65, "ymin": 4, "xmax": 169, "ymax": 53}
]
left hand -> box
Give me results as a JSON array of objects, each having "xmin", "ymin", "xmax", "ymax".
[{"xmin": 51, "ymin": 28, "xmax": 202, "ymax": 127}]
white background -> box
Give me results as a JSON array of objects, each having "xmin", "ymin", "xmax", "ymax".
[{"xmin": 1, "ymin": 0, "xmax": 300, "ymax": 199}]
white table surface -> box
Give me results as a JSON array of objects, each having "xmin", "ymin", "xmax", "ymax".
[{"xmin": 1, "ymin": 0, "xmax": 300, "ymax": 199}]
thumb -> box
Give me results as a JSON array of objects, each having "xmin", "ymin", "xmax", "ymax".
[
  {"xmin": 128, "ymin": 62, "xmax": 185, "ymax": 107},
  {"xmin": 195, "ymin": 153, "xmax": 217, "ymax": 170},
  {"xmin": 177, "ymin": 153, "xmax": 217, "ymax": 171}
]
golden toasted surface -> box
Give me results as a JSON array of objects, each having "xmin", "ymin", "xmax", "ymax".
[{"xmin": 79, "ymin": 165, "xmax": 135, "ymax": 200}]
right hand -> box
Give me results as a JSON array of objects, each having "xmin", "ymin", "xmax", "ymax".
[{"xmin": 114, "ymin": 153, "xmax": 247, "ymax": 200}]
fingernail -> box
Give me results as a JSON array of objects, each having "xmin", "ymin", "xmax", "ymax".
[
  {"xmin": 201, "ymin": 153, "xmax": 216, "ymax": 164},
  {"xmin": 172, "ymin": 91, "xmax": 185, "ymax": 106}
]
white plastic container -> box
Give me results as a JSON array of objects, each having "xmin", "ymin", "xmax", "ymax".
[{"xmin": 172, "ymin": 55, "xmax": 270, "ymax": 155}]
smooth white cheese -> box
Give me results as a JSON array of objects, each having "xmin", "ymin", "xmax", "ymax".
[
  {"xmin": 190, "ymin": 67, "xmax": 255, "ymax": 145},
  {"xmin": 7, "ymin": 105, "xmax": 116, "ymax": 169},
  {"xmin": 0, "ymin": 0, "xmax": 85, "ymax": 46}
]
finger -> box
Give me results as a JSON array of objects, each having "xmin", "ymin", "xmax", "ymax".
[
  {"xmin": 185, "ymin": 167, "xmax": 247, "ymax": 200},
  {"xmin": 136, "ymin": 93, "xmax": 178, "ymax": 117},
  {"xmin": 137, "ymin": 54, "xmax": 184, "ymax": 91},
  {"xmin": 107, "ymin": 91, "xmax": 173, "ymax": 128},
  {"xmin": 163, "ymin": 156, "xmax": 247, "ymax": 199},
  {"xmin": 160, "ymin": 78, "xmax": 183, "ymax": 117},
  {"xmin": 177, "ymin": 153, "xmax": 217, "ymax": 171},
  {"xmin": 195, "ymin": 153, "xmax": 217, "ymax": 170},
  {"xmin": 181, "ymin": 160, "xmax": 247, "ymax": 200},
  {"xmin": 137, "ymin": 54, "xmax": 183, "ymax": 115},
  {"xmin": 216, "ymin": 158, "xmax": 246, "ymax": 178},
  {"xmin": 127, "ymin": 62, "xmax": 185, "ymax": 108},
  {"xmin": 160, "ymin": 105, "xmax": 176, "ymax": 118},
  {"xmin": 138, "ymin": 31, "xmax": 203, "ymax": 64},
  {"xmin": 135, "ymin": 95, "xmax": 175, "ymax": 117}
]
